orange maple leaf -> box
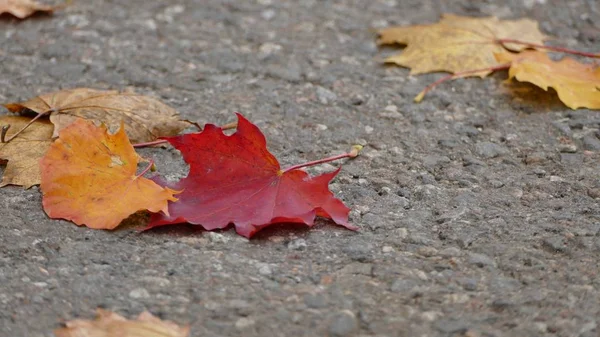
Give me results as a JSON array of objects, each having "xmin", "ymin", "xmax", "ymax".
[
  {"xmin": 496, "ymin": 51, "xmax": 600, "ymax": 110},
  {"xmin": 40, "ymin": 119, "xmax": 179, "ymax": 229}
]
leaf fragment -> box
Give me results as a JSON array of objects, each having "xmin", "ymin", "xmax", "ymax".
[
  {"xmin": 147, "ymin": 113, "xmax": 357, "ymax": 238},
  {"xmin": 40, "ymin": 119, "xmax": 178, "ymax": 229},
  {"xmin": 496, "ymin": 51, "xmax": 600, "ymax": 109},
  {"xmin": 0, "ymin": 0, "xmax": 53, "ymax": 18},
  {"xmin": 0, "ymin": 116, "xmax": 53, "ymax": 188},
  {"xmin": 54, "ymin": 309, "xmax": 190, "ymax": 337},
  {"xmin": 378, "ymin": 14, "xmax": 548, "ymax": 76},
  {"xmin": 4, "ymin": 88, "xmax": 190, "ymax": 143}
]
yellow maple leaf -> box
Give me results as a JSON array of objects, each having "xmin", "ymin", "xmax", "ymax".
[
  {"xmin": 54, "ymin": 309, "xmax": 190, "ymax": 337},
  {"xmin": 496, "ymin": 51, "xmax": 600, "ymax": 110},
  {"xmin": 378, "ymin": 14, "xmax": 548, "ymax": 76},
  {"xmin": 40, "ymin": 118, "xmax": 179, "ymax": 229}
]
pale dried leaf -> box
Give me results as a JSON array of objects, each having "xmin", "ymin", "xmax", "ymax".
[
  {"xmin": 54, "ymin": 309, "xmax": 190, "ymax": 337},
  {"xmin": 0, "ymin": 0, "xmax": 53, "ymax": 18},
  {"xmin": 4, "ymin": 88, "xmax": 190, "ymax": 143},
  {"xmin": 0, "ymin": 116, "xmax": 53, "ymax": 188},
  {"xmin": 378, "ymin": 14, "xmax": 548, "ymax": 76}
]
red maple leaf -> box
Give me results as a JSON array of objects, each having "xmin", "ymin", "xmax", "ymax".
[{"xmin": 146, "ymin": 113, "xmax": 358, "ymax": 238}]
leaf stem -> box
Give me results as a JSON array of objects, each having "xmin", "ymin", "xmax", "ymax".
[
  {"xmin": 221, "ymin": 121, "xmax": 238, "ymax": 130},
  {"xmin": 133, "ymin": 139, "xmax": 168, "ymax": 148},
  {"xmin": 497, "ymin": 38, "xmax": 600, "ymax": 58},
  {"xmin": 1, "ymin": 110, "xmax": 52, "ymax": 143},
  {"xmin": 281, "ymin": 145, "xmax": 362, "ymax": 174},
  {"xmin": 0, "ymin": 125, "xmax": 10, "ymax": 143},
  {"xmin": 415, "ymin": 63, "xmax": 511, "ymax": 102},
  {"xmin": 136, "ymin": 159, "xmax": 155, "ymax": 179}
]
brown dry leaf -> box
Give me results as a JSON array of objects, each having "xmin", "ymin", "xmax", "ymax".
[
  {"xmin": 4, "ymin": 88, "xmax": 190, "ymax": 143},
  {"xmin": 496, "ymin": 51, "xmax": 600, "ymax": 110},
  {"xmin": 54, "ymin": 309, "xmax": 190, "ymax": 337},
  {"xmin": 0, "ymin": 0, "xmax": 54, "ymax": 18},
  {"xmin": 378, "ymin": 14, "xmax": 548, "ymax": 76},
  {"xmin": 0, "ymin": 116, "xmax": 53, "ymax": 188}
]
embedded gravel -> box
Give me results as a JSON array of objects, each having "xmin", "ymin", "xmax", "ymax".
[{"xmin": 1, "ymin": 1, "xmax": 599, "ymax": 337}]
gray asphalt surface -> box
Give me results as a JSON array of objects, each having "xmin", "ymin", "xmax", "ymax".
[{"xmin": 1, "ymin": 1, "xmax": 600, "ymax": 336}]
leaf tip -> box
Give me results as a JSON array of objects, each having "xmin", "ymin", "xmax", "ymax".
[{"xmin": 349, "ymin": 145, "xmax": 363, "ymax": 158}]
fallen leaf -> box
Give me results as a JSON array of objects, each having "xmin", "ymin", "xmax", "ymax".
[
  {"xmin": 54, "ymin": 309, "xmax": 190, "ymax": 337},
  {"xmin": 0, "ymin": 0, "xmax": 53, "ymax": 18},
  {"xmin": 40, "ymin": 119, "xmax": 178, "ymax": 229},
  {"xmin": 0, "ymin": 116, "xmax": 53, "ymax": 188},
  {"xmin": 4, "ymin": 88, "xmax": 189, "ymax": 143},
  {"xmin": 496, "ymin": 51, "xmax": 600, "ymax": 110},
  {"xmin": 378, "ymin": 14, "xmax": 548, "ymax": 76},
  {"xmin": 147, "ymin": 113, "xmax": 357, "ymax": 238}
]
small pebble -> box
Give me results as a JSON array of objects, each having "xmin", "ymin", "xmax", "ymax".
[
  {"xmin": 557, "ymin": 143, "xmax": 577, "ymax": 153},
  {"xmin": 380, "ymin": 186, "xmax": 392, "ymax": 195},
  {"xmin": 315, "ymin": 124, "xmax": 328, "ymax": 131},
  {"xmin": 382, "ymin": 246, "xmax": 394, "ymax": 253},
  {"xmin": 206, "ymin": 232, "xmax": 230, "ymax": 243},
  {"xmin": 258, "ymin": 42, "xmax": 282, "ymax": 57},
  {"xmin": 316, "ymin": 86, "xmax": 337, "ymax": 105},
  {"xmin": 304, "ymin": 294, "xmax": 327, "ymax": 308},
  {"xmin": 235, "ymin": 317, "xmax": 255, "ymax": 329},
  {"xmin": 416, "ymin": 246, "xmax": 438, "ymax": 257},
  {"xmin": 489, "ymin": 180, "xmax": 504, "ymax": 188},
  {"xmin": 261, "ymin": 9, "xmax": 276, "ymax": 20},
  {"xmin": 390, "ymin": 278, "xmax": 418, "ymax": 292},
  {"xmin": 475, "ymin": 142, "xmax": 508, "ymax": 159},
  {"xmin": 524, "ymin": 152, "xmax": 546, "ymax": 164},
  {"xmin": 328, "ymin": 310, "xmax": 358, "ymax": 337},
  {"xmin": 462, "ymin": 278, "xmax": 478, "ymax": 291},
  {"xmin": 583, "ymin": 135, "xmax": 600, "ymax": 151},
  {"xmin": 288, "ymin": 239, "xmax": 307, "ymax": 251},
  {"xmin": 129, "ymin": 288, "xmax": 150, "ymax": 299},
  {"xmin": 258, "ymin": 264, "xmax": 272, "ymax": 276},
  {"xmin": 542, "ymin": 237, "xmax": 568, "ymax": 253},
  {"xmin": 396, "ymin": 228, "xmax": 408, "ymax": 240},
  {"xmin": 438, "ymin": 247, "xmax": 461, "ymax": 257},
  {"xmin": 468, "ymin": 253, "xmax": 495, "ymax": 268},
  {"xmin": 532, "ymin": 168, "xmax": 546, "ymax": 177},
  {"xmin": 588, "ymin": 188, "xmax": 600, "ymax": 199},
  {"xmin": 350, "ymin": 95, "xmax": 364, "ymax": 105},
  {"xmin": 421, "ymin": 311, "xmax": 441, "ymax": 322}
]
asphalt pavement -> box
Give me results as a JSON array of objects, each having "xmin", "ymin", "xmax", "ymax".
[{"xmin": 1, "ymin": 1, "xmax": 599, "ymax": 336}]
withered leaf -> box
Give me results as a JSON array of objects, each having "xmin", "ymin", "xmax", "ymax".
[
  {"xmin": 54, "ymin": 309, "xmax": 190, "ymax": 337},
  {"xmin": 0, "ymin": 0, "xmax": 53, "ymax": 18},
  {"xmin": 4, "ymin": 88, "xmax": 190, "ymax": 143},
  {"xmin": 496, "ymin": 51, "xmax": 600, "ymax": 110},
  {"xmin": 378, "ymin": 14, "xmax": 548, "ymax": 76},
  {"xmin": 0, "ymin": 116, "xmax": 53, "ymax": 188}
]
